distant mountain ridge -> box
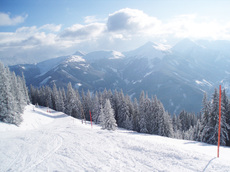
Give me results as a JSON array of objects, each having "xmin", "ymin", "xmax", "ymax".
[
  {"xmin": 124, "ymin": 41, "xmax": 171, "ymax": 60},
  {"xmin": 9, "ymin": 39, "xmax": 230, "ymax": 114}
]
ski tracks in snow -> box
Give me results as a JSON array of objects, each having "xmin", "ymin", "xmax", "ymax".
[
  {"xmin": 3, "ymin": 130, "xmax": 62, "ymax": 172},
  {"xmin": 23, "ymin": 132, "xmax": 63, "ymax": 172},
  {"xmin": 1, "ymin": 121, "xmax": 63, "ymax": 172},
  {"xmin": 2, "ymin": 106, "xmax": 230, "ymax": 172}
]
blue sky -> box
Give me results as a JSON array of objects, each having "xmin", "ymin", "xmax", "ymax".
[{"xmin": 1, "ymin": 0, "xmax": 230, "ymax": 63}]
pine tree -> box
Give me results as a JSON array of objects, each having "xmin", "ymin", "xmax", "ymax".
[
  {"xmin": 158, "ymin": 101, "xmax": 166, "ymax": 136},
  {"xmin": 173, "ymin": 114, "xmax": 183, "ymax": 139},
  {"xmin": 151, "ymin": 96, "xmax": 161, "ymax": 134},
  {"xmin": 116, "ymin": 90, "xmax": 131, "ymax": 129},
  {"xmin": 144, "ymin": 94, "xmax": 153, "ymax": 134},
  {"xmin": 132, "ymin": 98, "xmax": 140, "ymax": 132},
  {"xmin": 58, "ymin": 88, "xmax": 65, "ymax": 112},
  {"xmin": 84, "ymin": 90, "xmax": 92, "ymax": 120},
  {"xmin": 21, "ymin": 73, "xmax": 30, "ymax": 104},
  {"xmin": 92, "ymin": 92, "xmax": 101, "ymax": 124},
  {"xmin": 179, "ymin": 110, "xmax": 186, "ymax": 132},
  {"xmin": 184, "ymin": 126, "xmax": 195, "ymax": 140},
  {"xmin": 193, "ymin": 119, "xmax": 203, "ymax": 141},
  {"xmin": 29, "ymin": 84, "xmax": 37, "ymax": 105},
  {"xmin": 65, "ymin": 82, "xmax": 77, "ymax": 116},
  {"xmin": 45, "ymin": 86, "xmax": 53, "ymax": 109},
  {"xmin": 200, "ymin": 92, "xmax": 211, "ymax": 142},
  {"xmin": 61, "ymin": 88, "xmax": 67, "ymax": 112},
  {"xmin": 100, "ymin": 99, "xmax": 117, "ymax": 130},
  {"xmin": 11, "ymin": 72, "xmax": 23, "ymax": 113},
  {"xmin": 205, "ymin": 89, "xmax": 219, "ymax": 144},
  {"xmin": 102, "ymin": 88, "xmax": 108, "ymax": 105},
  {"xmin": 172, "ymin": 114, "xmax": 177, "ymax": 132},
  {"xmin": 162, "ymin": 111, "xmax": 174, "ymax": 137},
  {"xmin": 81, "ymin": 90, "xmax": 89, "ymax": 120},
  {"xmin": 17, "ymin": 76, "xmax": 28, "ymax": 110},
  {"xmin": 139, "ymin": 91, "xmax": 147, "ymax": 133},
  {"xmin": 112, "ymin": 89, "xmax": 119, "ymax": 121},
  {"xmin": 205, "ymin": 88, "xmax": 229, "ymax": 145},
  {"xmin": 225, "ymin": 90, "xmax": 230, "ymax": 146},
  {"xmin": 0, "ymin": 63, "xmax": 22, "ymax": 125},
  {"xmin": 52, "ymin": 83, "xmax": 60, "ymax": 111},
  {"xmin": 73, "ymin": 89, "xmax": 82, "ymax": 119},
  {"xmin": 37, "ymin": 86, "xmax": 43, "ymax": 106},
  {"xmin": 107, "ymin": 89, "xmax": 114, "ymax": 107},
  {"xmin": 125, "ymin": 95, "xmax": 134, "ymax": 130},
  {"xmin": 221, "ymin": 89, "xmax": 230, "ymax": 145}
]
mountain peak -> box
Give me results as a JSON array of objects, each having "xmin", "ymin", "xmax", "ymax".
[
  {"xmin": 141, "ymin": 41, "xmax": 171, "ymax": 51},
  {"xmin": 73, "ymin": 51, "xmax": 85, "ymax": 56},
  {"xmin": 65, "ymin": 55, "xmax": 85, "ymax": 63},
  {"xmin": 143, "ymin": 41, "xmax": 157, "ymax": 47},
  {"xmin": 172, "ymin": 38, "xmax": 204, "ymax": 53},
  {"xmin": 124, "ymin": 41, "xmax": 170, "ymax": 59}
]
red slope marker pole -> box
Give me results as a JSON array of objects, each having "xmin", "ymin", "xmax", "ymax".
[
  {"xmin": 89, "ymin": 110, "xmax": 93, "ymax": 128},
  {"xmin": 217, "ymin": 85, "xmax": 222, "ymax": 158}
]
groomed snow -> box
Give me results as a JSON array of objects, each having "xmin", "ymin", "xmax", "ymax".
[{"xmin": 0, "ymin": 105, "xmax": 230, "ymax": 172}]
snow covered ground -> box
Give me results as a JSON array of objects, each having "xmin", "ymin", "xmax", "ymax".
[{"xmin": 1, "ymin": 105, "xmax": 230, "ymax": 172}]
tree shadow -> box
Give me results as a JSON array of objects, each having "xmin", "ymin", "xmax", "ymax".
[
  {"xmin": 183, "ymin": 141, "xmax": 211, "ymax": 147},
  {"xmin": 35, "ymin": 110, "xmax": 67, "ymax": 119}
]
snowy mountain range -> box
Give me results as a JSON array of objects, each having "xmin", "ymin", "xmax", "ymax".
[{"xmin": 9, "ymin": 39, "xmax": 230, "ymax": 114}]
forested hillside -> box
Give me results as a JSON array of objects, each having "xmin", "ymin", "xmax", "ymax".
[{"xmin": 29, "ymin": 82, "xmax": 230, "ymax": 146}]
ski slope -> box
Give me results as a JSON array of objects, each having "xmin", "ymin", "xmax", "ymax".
[{"xmin": 0, "ymin": 105, "xmax": 230, "ymax": 172}]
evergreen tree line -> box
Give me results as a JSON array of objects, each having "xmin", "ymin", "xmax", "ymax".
[
  {"xmin": 29, "ymin": 83, "xmax": 174, "ymax": 135},
  {"xmin": 0, "ymin": 62, "xmax": 30, "ymax": 125},
  {"xmin": 29, "ymin": 82, "xmax": 230, "ymax": 146}
]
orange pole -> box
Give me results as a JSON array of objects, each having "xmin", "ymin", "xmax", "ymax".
[{"xmin": 217, "ymin": 85, "xmax": 221, "ymax": 158}]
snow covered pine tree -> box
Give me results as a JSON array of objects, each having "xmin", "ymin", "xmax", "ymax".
[
  {"xmin": 100, "ymin": 99, "xmax": 117, "ymax": 130},
  {"xmin": 0, "ymin": 62, "xmax": 29, "ymax": 125}
]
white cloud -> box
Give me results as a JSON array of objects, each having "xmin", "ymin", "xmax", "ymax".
[
  {"xmin": 161, "ymin": 14, "xmax": 230, "ymax": 40},
  {"xmin": 60, "ymin": 23, "xmax": 106, "ymax": 40},
  {"xmin": 106, "ymin": 9, "xmax": 230, "ymax": 42},
  {"xmin": 84, "ymin": 16, "xmax": 98, "ymax": 24},
  {"xmin": 2, "ymin": 8, "xmax": 230, "ymax": 65},
  {"xmin": 107, "ymin": 8, "xmax": 161, "ymax": 34},
  {"xmin": 0, "ymin": 25, "xmax": 59, "ymax": 53},
  {"xmin": 40, "ymin": 24, "xmax": 62, "ymax": 32},
  {"xmin": 0, "ymin": 12, "xmax": 27, "ymax": 26},
  {"xmin": 16, "ymin": 26, "xmax": 37, "ymax": 34}
]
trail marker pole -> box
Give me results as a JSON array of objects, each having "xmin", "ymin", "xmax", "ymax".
[
  {"xmin": 217, "ymin": 85, "xmax": 222, "ymax": 158},
  {"xmin": 89, "ymin": 110, "xmax": 93, "ymax": 128}
]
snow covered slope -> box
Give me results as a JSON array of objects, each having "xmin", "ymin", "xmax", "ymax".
[{"xmin": 0, "ymin": 105, "xmax": 230, "ymax": 172}]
